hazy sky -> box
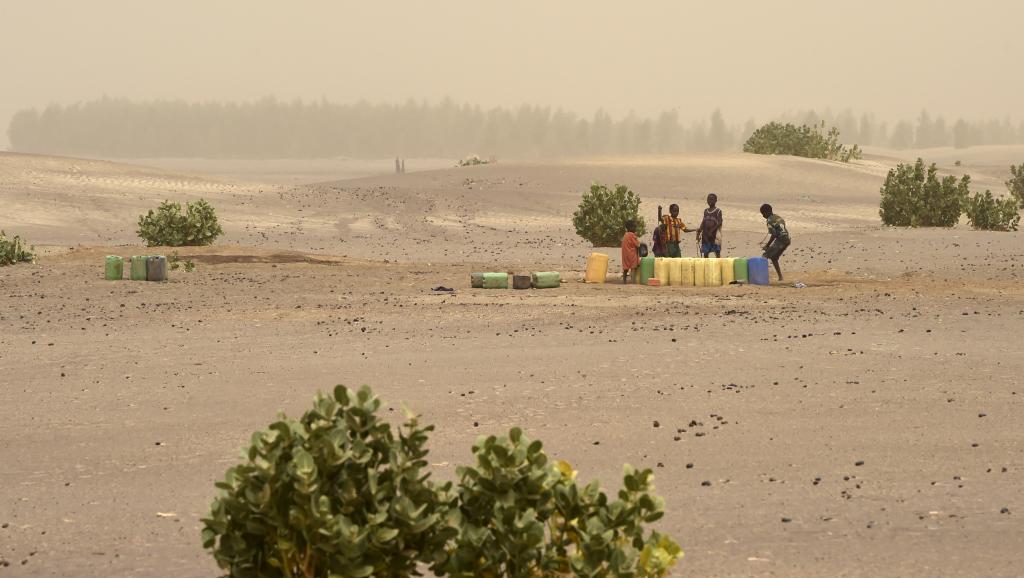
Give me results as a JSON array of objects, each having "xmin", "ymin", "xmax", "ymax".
[{"xmin": 2, "ymin": 0, "xmax": 1023, "ymax": 147}]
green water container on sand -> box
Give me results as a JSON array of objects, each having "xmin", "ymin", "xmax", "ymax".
[
  {"xmin": 130, "ymin": 256, "xmax": 149, "ymax": 280},
  {"xmin": 104, "ymin": 256, "xmax": 124, "ymax": 280},
  {"xmin": 482, "ymin": 272, "xmax": 508, "ymax": 289},
  {"xmin": 531, "ymin": 271, "xmax": 561, "ymax": 289},
  {"xmin": 637, "ymin": 256, "xmax": 655, "ymax": 285},
  {"xmin": 733, "ymin": 257, "xmax": 749, "ymax": 283}
]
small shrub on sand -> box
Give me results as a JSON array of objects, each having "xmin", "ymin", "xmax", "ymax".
[
  {"xmin": 458, "ymin": 155, "xmax": 490, "ymax": 167},
  {"xmin": 1008, "ymin": 164, "xmax": 1024, "ymax": 205},
  {"xmin": 202, "ymin": 385, "xmax": 683, "ymax": 578},
  {"xmin": 0, "ymin": 231, "xmax": 34, "ymax": 266},
  {"xmin": 573, "ymin": 183, "xmax": 647, "ymax": 247},
  {"xmin": 965, "ymin": 191, "xmax": 1020, "ymax": 231},
  {"xmin": 137, "ymin": 199, "xmax": 223, "ymax": 247},
  {"xmin": 743, "ymin": 121, "xmax": 861, "ymax": 162},
  {"xmin": 879, "ymin": 159, "xmax": 968, "ymax": 227}
]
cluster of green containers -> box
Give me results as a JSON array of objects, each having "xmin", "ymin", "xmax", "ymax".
[
  {"xmin": 471, "ymin": 271, "xmax": 561, "ymax": 289},
  {"xmin": 104, "ymin": 255, "xmax": 168, "ymax": 282}
]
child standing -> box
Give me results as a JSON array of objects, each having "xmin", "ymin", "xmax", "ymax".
[
  {"xmin": 697, "ymin": 193, "xmax": 723, "ymax": 258},
  {"xmin": 760, "ymin": 203, "xmax": 791, "ymax": 281},
  {"xmin": 621, "ymin": 220, "xmax": 641, "ymax": 283},
  {"xmin": 657, "ymin": 203, "xmax": 694, "ymax": 258}
]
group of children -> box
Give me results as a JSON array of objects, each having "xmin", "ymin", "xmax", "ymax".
[{"xmin": 621, "ymin": 194, "xmax": 791, "ymax": 283}]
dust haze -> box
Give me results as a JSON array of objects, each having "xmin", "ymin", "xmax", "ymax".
[{"xmin": 2, "ymin": 0, "xmax": 1023, "ymax": 149}]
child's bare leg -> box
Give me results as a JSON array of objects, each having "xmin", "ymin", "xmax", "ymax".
[{"xmin": 771, "ymin": 258, "xmax": 783, "ymax": 282}]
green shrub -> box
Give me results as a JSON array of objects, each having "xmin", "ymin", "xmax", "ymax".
[
  {"xmin": 137, "ymin": 199, "xmax": 223, "ymax": 247},
  {"xmin": 879, "ymin": 159, "xmax": 968, "ymax": 227},
  {"xmin": 572, "ymin": 184, "xmax": 647, "ymax": 247},
  {"xmin": 440, "ymin": 428, "xmax": 682, "ymax": 578},
  {"xmin": 0, "ymin": 231, "xmax": 34, "ymax": 266},
  {"xmin": 1008, "ymin": 164, "xmax": 1024, "ymax": 205},
  {"xmin": 964, "ymin": 191, "xmax": 1020, "ymax": 231},
  {"xmin": 458, "ymin": 155, "xmax": 489, "ymax": 167},
  {"xmin": 203, "ymin": 386, "xmax": 683, "ymax": 578},
  {"xmin": 202, "ymin": 386, "xmax": 453, "ymax": 578},
  {"xmin": 743, "ymin": 121, "xmax": 861, "ymax": 162}
]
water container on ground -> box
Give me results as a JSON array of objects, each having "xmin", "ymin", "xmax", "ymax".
[
  {"xmin": 667, "ymin": 258, "xmax": 683, "ymax": 286},
  {"xmin": 748, "ymin": 257, "xmax": 770, "ymax": 285},
  {"xmin": 693, "ymin": 257, "xmax": 707, "ymax": 286},
  {"xmin": 721, "ymin": 257, "xmax": 735, "ymax": 285},
  {"xmin": 104, "ymin": 256, "xmax": 124, "ymax": 280},
  {"xmin": 733, "ymin": 258, "xmax": 749, "ymax": 283},
  {"xmin": 130, "ymin": 256, "xmax": 149, "ymax": 281},
  {"xmin": 679, "ymin": 258, "xmax": 695, "ymax": 286},
  {"xmin": 482, "ymin": 272, "xmax": 509, "ymax": 289},
  {"xmin": 471, "ymin": 272, "xmax": 484, "ymax": 288},
  {"xmin": 584, "ymin": 253, "xmax": 609, "ymax": 284},
  {"xmin": 147, "ymin": 255, "xmax": 168, "ymax": 282},
  {"xmin": 638, "ymin": 256, "xmax": 655, "ymax": 285},
  {"xmin": 705, "ymin": 258, "xmax": 723, "ymax": 286},
  {"xmin": 531, "ymin": 272, "xmax": 561, "ymax": 289},
  {"xmin": 654, "ymin": 258, "xmax": 669, "ymax": 285}
]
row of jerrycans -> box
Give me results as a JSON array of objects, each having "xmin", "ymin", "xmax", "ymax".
[{"xmin": 583, "ymin": 253, "xmax": 770, "ymax": 286}]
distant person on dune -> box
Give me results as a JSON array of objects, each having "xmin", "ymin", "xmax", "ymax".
[
  {"xmin": 697, "ymin": 193, "xmax": 723, "ymax": 258},
  {"xmin": 760, "ymin": 203, "xmax": 791, "ymax": 282},
  {"xmin": 621, "ymin": 220, "xmax": 641, "ymax": 283},
  {"xmin": 657, "ymin": 203, "xmax": 694, "ymax": 258}
]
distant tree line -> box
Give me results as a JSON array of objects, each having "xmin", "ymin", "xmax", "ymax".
[{"xmin": 6, "ymin": 97, "xmax": 1024, "ymax": 158}]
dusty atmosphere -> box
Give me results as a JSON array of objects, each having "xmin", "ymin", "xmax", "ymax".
[
  {"xmin": 3, "ymin": 1, "xmax": 1024, "ymax": 577},
  {"xmin": 2, "ymin": 148, "xmax": 1023, "ymax": 577}
]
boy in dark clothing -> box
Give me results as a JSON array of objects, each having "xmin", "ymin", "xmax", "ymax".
[
  {"xmin": 697, "ymin": 193, "xmax": 723, "ymax": 258},
  {"xmin": 760, "ymin": 203, "xmax": 791, "ymax": 281},
  {"xmin": 657, "ymin": 203, "xmax": 694, "ymax": 258}
]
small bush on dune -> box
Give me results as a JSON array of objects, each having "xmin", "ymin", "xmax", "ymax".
[
  {"xmin": 1008, "ymin": 164, "xmax": 1024, "ymax": 205},
  {"xmin": 965, "ymin": 190, "xmax": 1020, "ymax": 231},
  {"xmin": 203, "ymin": 385, "xmax": 683, "ymax": 578},
  {"xmin": 879, "ymin": 159, "xmax": 968, "ymax": 227},
  {"xmin": 0, "ymin": 231, "xmax": 34, "ymax": 266},
  {"xmin": 743, "ymin": 121, "xmax": 861, "ymax": 162},
  {"xmin": 573, "ymin": 183, "xmax": 647, "ymax": 247},
  {"xmin": 137, "ymin": 199, "xmax": 223, "ymax": 247}
]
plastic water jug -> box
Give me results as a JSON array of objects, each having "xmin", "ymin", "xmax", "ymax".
[
  {"xmin": 147, "ymin": 255, "xmax": 168, "ymax": 282},
  {"xmin": 720, "ymin": 258, "xmax": 735, "ymax": 285},
  {"xmin": 638, "ymin": 256, "xmax": 655, "ymax": 285},
  {"xmin": 471, "ymin": 272, "xmax": 484, "ymax": 288},
  {"xmin": 584, "ymin": 253, "xmax": 609, "ymax": 284},
  {"xmin": 748, "ymin": 257, "xmax": 770, "ymax": 285},
  {"xmin": 531, "ymin": 271, "xmax": 561, "ymax": 289},
  {"xmin": 104, "ymin": 256, "xmax": 124, "ymax": 280},
  {"xmin": 654, "ymin": 258, "xmax": 669, "ymax": 285},
  {"xmin": 733, "ymin": 258, "xmax": 749, "ymax": 283},
  {"xmin": 513, "ymin": 275, "xmax": 532, "ymax": 289},
  {"xmin": 705, "ymin": 258, "xmax": 723, "ymax": 286},
  {"xmin": 482, "ymin": 272, "xmax": 509, "ymax": 289},
  {"xmin": 693, "ymin": 257, "xmax": 706, "ymax": 286},
  {"xmin": 130, "ymin": 256, "xmax": 149, "ymax": 281},
  {"xmin": 679, "ymin": 258, "xmax": 695, "ymax": 286},
  {"xmin": 667, "ymin": 258, "xmax": 682, "ymax": 286}
]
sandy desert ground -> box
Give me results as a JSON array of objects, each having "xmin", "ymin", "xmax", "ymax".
[{"xmin": 1, "ymin": 149, "xmax": 1023, "ymax": 577}]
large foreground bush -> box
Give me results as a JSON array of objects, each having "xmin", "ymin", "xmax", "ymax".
[
  {"xmin": 965, "ymin": 191, "xmax": 1020, "ymax": 231},
  {"xmin": 202, "ymin": 385, "xmax": 682, "ymax": 578},
  {"xmin": 743, "ymin": 121, "xmax": 862, "ymax": 162},
  {"xmin": 572, "ymin": 184, "xmax": 647, "ymax": 247},
  {"xmin": 0, "ymin": 231, "xmax": 34, "ymax": 266},
  {"xmin": 137, "ymin": 199, "xmax": 223, "ymax": 247},
  {"xmin": 879, "ymin": 159, "xmax": 968, "ymax": 227}
]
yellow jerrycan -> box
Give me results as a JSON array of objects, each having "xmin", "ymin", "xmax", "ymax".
[
  {"xmin": 585, "ymin": 252, "xmax": 609, "ymax": 284},
  {"xmin": 693, "ymin": 257, "xmax": 707, "ymax": 286},
  {"xmin": 654, "ymin": 258, "xmax": 669, "ymax": 285},
  {"xmin": 667, "ymin": 258, "xmax": 682, "ymax": 286},
  {"xmin": 679, "ymin": 258, "xmax": 695, "ymax": 286},
  {"xmin": 720, "ymin": 257, "xmax": 736, "ymax": 285},
  {"xmin": 705, "ymin": 257, "xmax": 723, "ymax": 286}
]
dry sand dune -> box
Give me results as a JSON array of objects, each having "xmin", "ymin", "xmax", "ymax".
[{"xmin": 1, "ymin": 151, "xmax": 1023, "ymax": 577}]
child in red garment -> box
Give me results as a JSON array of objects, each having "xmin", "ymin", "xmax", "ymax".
[{"xmin": 621, "ymin": 220, "xmax": 641, "ymax": 284}]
